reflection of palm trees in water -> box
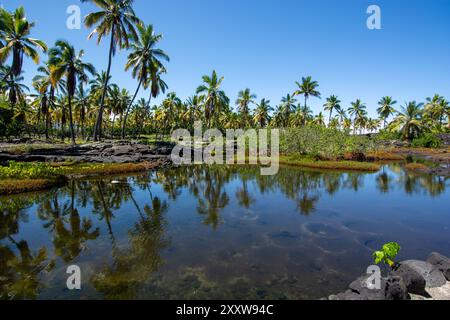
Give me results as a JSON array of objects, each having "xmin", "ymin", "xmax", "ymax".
[
  {"xmin": 91, "ymin": 194, "xmax": 170, "ymax": 299},
  {"xmin": 0, "ymin": 237, "xmax": 53, "ymax": 299},
  {"xmin": 37, "ymin": 181, "xmax": 100, "ymax": 262}
]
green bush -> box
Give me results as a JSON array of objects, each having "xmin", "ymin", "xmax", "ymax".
[
  {"xmin": 411, "ymin": 133, "xmax": 442, "ymax": 148},
  {"xmin": 0, "ymin": 161, "xmax": 60, "ymax": 180},
  {"xmin": 280, "ymin": 126, "xmax": 373, "ymax": 159}
]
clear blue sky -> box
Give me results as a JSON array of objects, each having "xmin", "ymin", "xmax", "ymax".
[{"xmin": 3, "ymin": 0, "xmax": 450, "ymax": 118}]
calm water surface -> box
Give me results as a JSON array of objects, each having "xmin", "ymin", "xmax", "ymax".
[{"xmin": 1, "ymin": 164, "xmax": 449, "ymax": 299}]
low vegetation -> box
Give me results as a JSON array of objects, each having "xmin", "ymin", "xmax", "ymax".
[
  {"xmin": 279, "ymin": 156, "xmax": 380, "ymax": 172},
  {"xmin": 0, "ymin": 161, "xmax": 157, "ymax": 195},
  {"xmin": 373, "ymin": 242, "xmax": 401, "ymax": 269}
]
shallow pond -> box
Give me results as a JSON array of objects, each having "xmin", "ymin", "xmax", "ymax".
[{"xmin": 1, "ymin": 164, "xmax": 449, "ymax": 299}]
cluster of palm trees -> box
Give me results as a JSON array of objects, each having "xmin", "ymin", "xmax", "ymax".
[
  {"xmin": 1, "ymin": 2, "xmax": 169, "ymax": 143},
  {"xmin": 1, "ymin": 3, "xmax": 449, "ymax": 144}
]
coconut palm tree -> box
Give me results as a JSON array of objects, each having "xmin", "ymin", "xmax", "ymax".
[
  {"xmin": 293, "ymin": 76, "xmax": 321, "ymax": 109},
  {"xmin": 48, "ymin": 40, "xmax": 96, "ymax": 144},
  {"xmin": 0, "ymin": 71, "xmax": 28, "ymax": 107},
  {"xmin": 145, "ymin": 61, "xmax": 168, "ymax": 108},
  {"xmin": 253, "ymin": 99, "xmax": 272, "ymax": 127},
  {"xmin": 390, "ymin": 101, "xmax": 424, "ymax": 140},
  {"xmin": 280, "ymin": 94, "xmax": 297, "ymax": 127},
  {"xmin": 348, "ymin": 99, "xmax": 367, "ymax": 134},
  {"xmin": 82, "ymin": 0, "xmax": 141, "ymax": 141},
  {"xmin": 424, "ymin": 95, "xmax": 446, "ymax": 126},
  {"xmin": 0, "ymin": 6, "xmax": 48, "ymax": 78},
  {"xmin": 236, "ymin": 88, "xmax": 256, "ymax": 127},
  {"xmin": 121, "ymin": 23, "xmax": 169, "ymax": 139},
  {"xmin": 196, "ymin": 70, "xmax": 229, "ymax": 127},
  {"xmin": 377, "ymin": 96, "xmax": 397, "ymax": 128},
  {"xmin": 323, "ymin": 95, "xmax": 341, "ymax": 126}
]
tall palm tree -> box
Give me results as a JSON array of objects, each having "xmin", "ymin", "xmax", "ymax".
[
  {"xmin": 196, "ymin": 70, "xmax": 229, "ymax": 127},
  {"xmin": 0, "ymin": 71, "xmax": 28, "ymax": 107},
  {"xmin": 0, "ymin": 6, "xmax": 47, "ymax": 78},
  {"xmin": 293, "ymin": 76, "xmax": 321, "ymax": 109},
  {"xmin": 424, "ymin": 94, "xmax": 446, "ymax": 126},
  {"xmin": 323, "ymin": 95, "xmax": 341, "ymax": 126},
  {"xmin": 48, "ymin": 40, "xmax": 95, "ymax": 144},
  {"xmin": 145, "ymin": 61, "xmax": 168, "ymax": 108},
  {"xmin": 280, "ymin": 94, "xmax": 297, "ymax": 127},
  {"xmin": 83, "ymin": 0, "xmax": 141, "ymax": 141},
  {"xmin": 377, "ymin": 96, "xmax": 397, "ymax": 128},
  {"xmin": 121, "ymin": 23, "xmax": 169, "ymax": 139},
  {"xmin": 390, "ymin": 101, "xmax": 424, "ymax": 140},
  {"xmin": 236, "ymin": 88, "xmax": 256, "ymax": 127},
  {"xmin": 336, "ymin": 107, "xmax": 347, "ymax": 129},
  {"xmin": 73, "ymin": 83, "xmax": 91, "ymax": 140},
  {"xmin": 348, "ymin": 99, "xmax": 367, "ymax": 134},
  {"xmin": 253, "ymin": 98, "xmax": 272, "ymax": 127}
]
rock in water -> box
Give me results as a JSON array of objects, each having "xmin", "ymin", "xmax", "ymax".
[
  {"xmin": 390, "ymin": 263, "xmax": 427, "ymax": 295},
  {"xmin": 427, "ymin": 252, "xmax": 450, "ymax": 281},
  {"xmin": 401, "ymin": 260, "xmax": 447, "ymax": 288}
]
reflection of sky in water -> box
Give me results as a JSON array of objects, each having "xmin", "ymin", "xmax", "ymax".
[{"xmin": 1, "ymin": 164, "xmax": 449, "ymax": 300}]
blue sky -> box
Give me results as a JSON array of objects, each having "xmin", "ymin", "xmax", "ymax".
[{"xmin": 3, "ymin": 0, "xmax": 450, "ymax": 118}]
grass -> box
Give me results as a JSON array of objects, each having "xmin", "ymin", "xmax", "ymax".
[
  {"xmin": 278, "ymin": 156, "xmax": 381, "ymax": 172},
  {"xmin": 0, "ymin": 161, "xmax": 159, "ymax": 195},
  {"xmin": 0, "ymin": 178, "xmax": 65, "ymax": 195},
  {"xmin": 54, "ymin": 162, "xmax": 159, "ymax": 178}
]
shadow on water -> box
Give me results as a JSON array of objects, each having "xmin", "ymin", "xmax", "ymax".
[{"xmin": 0, "ymin": 164, "xmax": 449, "ymax": 299}]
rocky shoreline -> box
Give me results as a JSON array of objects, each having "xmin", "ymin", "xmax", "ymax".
[
  {"xmin": 326, "ymin": 252, "xmax": 450, "ymax": 300},
  {"xmin": 0, "ymin": 141, "xmax": 175, "ymax": 165}
]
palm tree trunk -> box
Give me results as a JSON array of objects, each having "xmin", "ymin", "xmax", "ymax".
[
  {"xmin": 93, "ymin": 25, "xmax": 115, "ymax": 142},
  {"xmin": 68, "ymin": 94, "xmax": 76, "ymax": 145},
  {"xmin": 121, "ymin": 79, "xmax": 142, "ymax": 139}
]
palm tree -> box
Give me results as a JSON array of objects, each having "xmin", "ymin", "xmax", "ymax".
[
  {"xmin": 294, "ymin": 76, "xmax": 321, "ymax": 109},
  {"xmin": 196, "ymin": 70, "xmax": 229, "ymax": 127},
  {"xmin": 390, "ymin": 101, "xmax": 424, "ymax": 140},
  {"xmin": 424, "ymin": 95, "xmax": 446, "ymax": 126},
  {"xmin": 145, "ymin": 61, "xmax": 168, "ymax": 108},
  {"xmin": 336, "ymin": 107, "xmax": 347, "ymax": 129},
  {"xmin": 280, "ymin": 94, "xmax": 297, "ymax": 127},
  {"xmin": 73, "ymin": 83, "xmax": 91, "ymax": 140},
  {"xmin": 48, "ymin": 40, "xmax": 95, "ymax": 144},
  {"xmin": 348, "ymin": 99, "xmax": 367, "ymax": 134},
  {"xmin": 0, "ymin": 71, "xmax": 28, "ymax": 107},
  {"xmin": 121, "ymin": 24, "xmax": 169, "ymax": 139},
  {"xmin": 236, "ymin": 88, "xmax": 256, "ymax": 127},
  {"xmin": 0, "ymin": 6, "xmax": 48, "ymax": 78},
  {"xmin": 377, "ymin": 96, "xmax": 397, "ymax": 128},
  {"xmin": 83, "ymin": 0, "xmax": 141, "ymax": 141},
  {"xmin": 253, "ymin": 99, "xmax": 272, "ymax": 127},
  {"xmin": 323, "ymin": 95, "xmax": 341, "ymax": 126}
]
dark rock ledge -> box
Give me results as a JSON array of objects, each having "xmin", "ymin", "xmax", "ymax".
[
  {"xmin": 0, "ymin": 141, "xmax": 175, "ymax": 165},
  {"xmin": 326, "ymin": 252, "xmax": 450, "ymax": 300}
]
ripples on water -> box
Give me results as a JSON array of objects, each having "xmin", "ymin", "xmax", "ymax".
[{"xmin": 0, "ymin": 164, "xmax": 449, "ymax": 299}]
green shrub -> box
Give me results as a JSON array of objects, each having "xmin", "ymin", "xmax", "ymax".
[
  {"xmin": 280, "ymin": 126, "xmax": 373, "ymax": 159},
  {"xmin": 411, "ymin": 133, "xmax": 442, "ymax": 148},
  {"xmin": 373, "ymin": 242, "xmax": 401, "ymax": 268}
]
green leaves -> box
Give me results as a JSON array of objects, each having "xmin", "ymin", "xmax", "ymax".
[{"xmin": 372, "ymin": 242, "xmax": 401, "ymax": 268}]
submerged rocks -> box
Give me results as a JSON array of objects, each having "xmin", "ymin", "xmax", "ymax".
[
  {"xmin": 427, "ymin": 252, "xmax": 450, "ymax": 281},
  {"xmin": 400, "ymin": 260, "xmax": 447, "ymax": 288}
]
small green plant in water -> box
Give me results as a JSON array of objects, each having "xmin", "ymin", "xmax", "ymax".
[{"xmin": 373, "ymin": 242, "xmax": 401, "ymax": 268}]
